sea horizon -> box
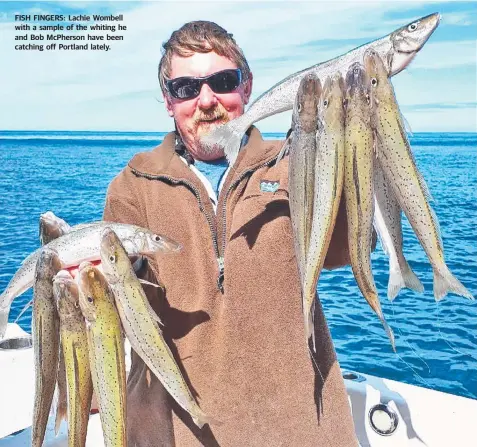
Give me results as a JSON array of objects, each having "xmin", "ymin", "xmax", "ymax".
[
  {"xmin": 2, "ymin": 130, "xmax": 477, "ymax": 134},
  {"xmin": 0, "ymin": 129, "xmax": 476, "ymax": 399}
]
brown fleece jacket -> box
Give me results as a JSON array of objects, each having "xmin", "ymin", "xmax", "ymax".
[{"xmin": 103, "ymin": 127, "xmax": 358, "ymax": 446}]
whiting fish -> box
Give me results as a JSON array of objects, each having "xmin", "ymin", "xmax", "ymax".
[
  {"xmin": 78, "ymin": 263, "xmax": 126, "ymax": 447},
  {"xmin": 54, "ymin": 270, "xmax": 93, "ymax": 447},
  {"xmin": 302, "ymin": 74, "xmax": 346, "ymax": 349},
  {"xmin": 203, "ymin": 13, "xmax": 440, "ymax": 164},
  {"xmin": 287, "ymin": 74, "xmax": 321, "ymax": 287},
  {"xmin": 31, "ymin": 247, "xmax": 62, "ymax": 447},
  {"xmin": 100, "ymin": 228, "xmax": 218, "ymax": 429},
  {"xmin": 364, "ymin": 49, "xmax": 474, "ymax": 302},
  {"xmin": 373, "ymin": 160, "xmax": 424, "ymax": 300},
  {"xmin": 343, "ymin": 62, "xmax": 395, "ymax": 351},
  {"xmin": 0, "ymin": 222, "xmax": 181, "ymax": 338}
]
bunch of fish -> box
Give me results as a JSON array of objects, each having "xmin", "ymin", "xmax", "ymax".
[
  {"xmin": 202, "ymin": 12, "xmax": 442, "ymax": 165},
  {"xmin": 1, "ymin": 212, "xmax": 215, "ymax": 446},
  {"xmin": 284, "ymin": 49, "xmax": 474, "ymax": 352}
]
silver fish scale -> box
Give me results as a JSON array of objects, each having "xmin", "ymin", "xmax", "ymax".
[{"xmin": 0, "ymin": 223, "xmax": 149, "ymax": 316}]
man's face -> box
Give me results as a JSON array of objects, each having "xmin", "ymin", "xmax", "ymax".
[{"xmin": 164, "ymin": 51, "xmax": 253, "ymax": 161}]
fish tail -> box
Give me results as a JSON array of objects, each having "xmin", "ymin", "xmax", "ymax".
[
  {"xmin": 433, "ymin": 266, "xmax": 474, "ymax": 302},
  {"xmin": 0, "ymin": 305, "xmax": 9, "ymax": 338},
  {"xmin": 201, "ymin": 121, "xmax": 246, "ymax": 165},
  {"xmin": 54, "ymin": 397, "xmax": 67, "ymax": 435},
  {"xmin": 388, "ymin": 263, "xmax": 424, "ymax": 301},
  {"xmin": 378, "ymin": 310, "xmax": 396, "ymax": 353},
  {"xmin": 304, "ymin": 301, "xmax": 316, "ymax": 352},
  {"xmin": 13, "ymin": 298, "xmax": 33, "ymax": 324}
]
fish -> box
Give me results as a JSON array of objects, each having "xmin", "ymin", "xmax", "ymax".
[
  {"xmin": 14, "ymin": 211, "xmax": 72, "ymax": 334},
  {"xmin": 31, "ymin": 247, "xmax": 62, "ymax": 447},
  {"xmin": 0, "ymin": 222, "xmax": 181, "ymax": 338},
  {"xmin": 53, "ymin": 270, "xmax": 93, "ymax": 446},
  {"xmin": 364, "ymin": 49, "xmax": 474, "ymax": 302},
  {"xmin": 39, "ymin": 211, "xmax": 72, "ymax": 245},
  {"xmin": 202, "ymin": 13, "xmax": 441, "ymax": 164},
  {"xmin": 343, "ymin": 62, "xmax": 395, "ymax": 351},
  {"xmin": 77, "ymin": 263, "xmax": 126, "ymax": 447},
  {"xmin": 39, "ymin": 211, "xmax": 71, "ymax": 434},
  {"xmin": 302, "ymin": 74, "xmax": 346, "ymax": 348},
  {"xmin": 287, "ymin": 74, "xmax": 321, "ymax": 288},
  {"xmin": 373, "ymin": 160, "xmax": 424, "ymax": 300},
  {"xmin": 100, "ymin": 227, "xmax": 217, "ymax": 429}
]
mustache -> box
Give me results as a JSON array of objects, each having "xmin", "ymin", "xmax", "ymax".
[{"xmin": 193, "ymin": 106, "xmax": 229, "ymax": 125}]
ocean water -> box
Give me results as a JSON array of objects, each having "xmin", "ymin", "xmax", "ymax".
[{"xmin": 0, "ymin": 130, "xmax": 476, "ymax": 400}]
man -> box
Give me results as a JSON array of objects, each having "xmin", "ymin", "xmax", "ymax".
[{"xmin": 104, "ymin": 20, "xmax": 357, "ymax": 446}]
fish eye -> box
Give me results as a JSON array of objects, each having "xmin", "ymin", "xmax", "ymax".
[
  {"xmin": 109, "ymin": 254, "xmax": 116, "ymax": 263},
  {"xmin": 353, "ymin": 67, "xmax": 360, "ymax": 75},
  {"xmin": 371, "ymin": 78, "xmax": 378, "ymax": 87},
  {"xmin": 153, "ymin": 234, "xmax": 162, "ymax": 242},
  {"xmin": 297, "ymin": 103, "xmax": 302, "ymax": 113},
  {"xmin": 74, "ymin": 301, "xmax": 79, "ymax": 308},
  {"xmin": 408, "ymin": 21, "xmax": 419, "ymax": 32},
  {"xmin": 323, "ymin": 99, "xmax": 328, "ymax": 107},
  {"xmin": 87, "ymin": 296, "xmax": 94, "ymax": 303}
]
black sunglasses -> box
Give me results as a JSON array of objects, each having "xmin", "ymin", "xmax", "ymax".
[{"xmin": 165, "ymin": 68, "xmax": 243, "ymax": 100}]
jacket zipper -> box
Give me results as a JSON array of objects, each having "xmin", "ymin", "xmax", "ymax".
[
  {"xmin": 216, "ymin": 155, "xmax": 279, "ymax": 293},
  {"xmin": 130, "ymin": 170, "xmax": 221, "ymax": 283},
  {"xmin": 132, "ymin": 153, "xmax": 279, "ymax": 294}
]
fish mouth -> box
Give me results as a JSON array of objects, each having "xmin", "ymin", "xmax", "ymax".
[
  {"xmin": 345, "ymin": 63, "xmax": 369, "ymax": 97},
  {"xmin": 393, "ymin": 12, "xmax": 441, "ymax": 54},
  {"xmin": 388, "ymin": 12, "xmax": 440, "ymax": 76}
]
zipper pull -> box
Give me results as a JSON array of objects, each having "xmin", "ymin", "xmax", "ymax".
[{"xmin": 217, "ymin": 257, "xmax": 225, "ymax": 294}]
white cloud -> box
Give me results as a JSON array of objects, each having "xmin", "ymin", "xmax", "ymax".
[{"xmin": 0, "ymin": 1, "xmax": 475, "ymax": 131}]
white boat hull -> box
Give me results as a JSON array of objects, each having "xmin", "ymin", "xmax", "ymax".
[{"xmin": 0, "ymin": 323, "xmax": 475, "ymax": 446}]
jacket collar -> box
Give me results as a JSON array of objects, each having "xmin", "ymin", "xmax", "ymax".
[{"xmin": 127, "ymin": 126, "xmax": 283, "ymax": 180}]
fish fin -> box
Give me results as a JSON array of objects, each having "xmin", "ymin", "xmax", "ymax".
[
  {"xmin": 138, "ymin": 278, "xmax": 163, "ymax": 289},
  {"xmin": 401, "ymin": 113, "xmax": 413, "ymax": 137},
  {"xmin": 433, "ymin": 267, "xmax": 474, "ymax": 302},
  {"xmin": 388, "ymin": 263, "xmax": 424, "ymax": 301},
  {"xmin": 146, "ymin": 368, "xmax": 152, "ymax": 388},
  {"xmin": 304, "ymin": 299, "xmax": 316, "ymax": 352},
  {"xmin": 276, "ymin": 134, "xmax": 292, "ymax": 163},
  {"xmin": 192, "ymin": 410, "xmax": 223, "ymax": 429},
  {"xmin": 143, "ymin": 296, "xmax": 164, "ymax": 327},
  {"xmin": 373, "ymin": 129, "xmax": 386, "ymax": 157},
  {"xmin": 13, "ymin": 298, "xmax": 33, "ymax": 324},
  {"xmin": 201, "ymin": 120, "xmax": 246, "ymax": 165},
  {"xmin": 310, "ymin": 304, "xmax": 316, "ymax": 354}
]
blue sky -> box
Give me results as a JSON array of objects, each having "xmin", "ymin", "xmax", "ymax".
[{"xmin": 0, "ymin": 0, "xmax": 476, "ymax": 132}]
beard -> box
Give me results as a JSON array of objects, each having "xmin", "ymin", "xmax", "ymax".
[
  {"xmin": 191, "ymin": 104, "xmax": 230, "ymax": 157},
  {"xmin": 194, "ymin": 104, "xmax": 230, "ymax": 137}
]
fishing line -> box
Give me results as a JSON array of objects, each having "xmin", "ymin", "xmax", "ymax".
[
  {"xmin": 435, "ymin": 301, "xmax": 477, "ymax": 361},
  {"xmin": 389, "ymin": 301, "xmax": 431, "ymax": 387},
  {"xmin": 390, "ymin": 300, "xmax": 430, "ymax": 373}
]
